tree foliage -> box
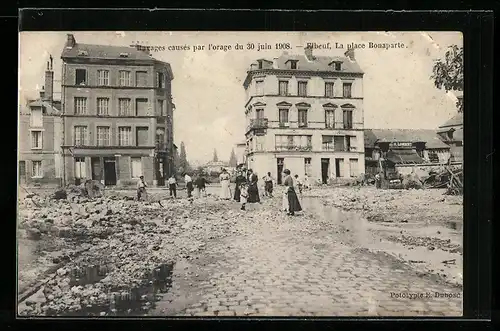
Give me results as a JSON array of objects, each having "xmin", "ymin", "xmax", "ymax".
[
  {"xmin": 431, "ymin": 45, "xmax": 463, "ymax": 112},
  {"xmin": 228, "ymin": 148, "xmax": 237, "ymax": 167},
  {"xmin": 212, "ymin": 149, "xmax": 218, "ymax": 162}
]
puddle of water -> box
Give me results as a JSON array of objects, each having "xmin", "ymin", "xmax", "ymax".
[
  {"xmin": 302, "ymin": 197, "xmax": 374, "ymax": 247},
  {"xmin": 61, "ymin": 262, "xmax": 174, "ymax": 316}
]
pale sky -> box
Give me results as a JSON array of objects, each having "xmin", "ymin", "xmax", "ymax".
[{"xmin": 19, "ymin": 31, "xmax": 462, "ymax": 165}]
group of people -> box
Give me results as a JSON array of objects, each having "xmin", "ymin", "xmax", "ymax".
[
  {"xmin": 229, "ymin": 166, "xmax": 306, "ymax": 216},
  {"xmin": 136, "ymin": 166, "xmax": 308, "ymax": 216}
]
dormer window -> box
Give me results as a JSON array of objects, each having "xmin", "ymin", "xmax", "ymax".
[
  {"xmin": 77, "ymin": 50, "xmax": 88, "ymax": 56},
  {"xmin": 329, "ymin": 60, "xmax": 342, "ymax": 71},
  {"xmin": 119, "ymin": 52, "xmax": 130, "ymax": 57},
  {"xmin": 286, "ymin": 60, "xmax": 299, "ymax": 70}
]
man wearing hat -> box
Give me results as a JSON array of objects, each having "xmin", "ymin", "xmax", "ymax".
[{"xmin": 136, "ymin": 175, "xmax": 148, "ymax": 201}]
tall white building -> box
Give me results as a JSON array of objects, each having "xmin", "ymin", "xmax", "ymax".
[{"xmin": 243, "ymin": 48, "xmax": 365, "ymax": 185}]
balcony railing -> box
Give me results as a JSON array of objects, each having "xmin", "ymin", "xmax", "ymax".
[
  {"xmin": 247, "ymin": 118, "xmax": 268, "ymax": 132},
  {"xmin": 322, "ymin": 143, "xmax": 357, "ymax": 152},
  {"xmin": 275, "ymin": 144, "xmax": 313, "ymax": 152}
]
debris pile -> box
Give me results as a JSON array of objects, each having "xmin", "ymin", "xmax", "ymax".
[
  {"xmin": 18, "ymin": 192, "xmax": 240, "ymax": 316},
  {"xmin": 421, "ymin": 166, "xmax": 463, "ymax": 195}
]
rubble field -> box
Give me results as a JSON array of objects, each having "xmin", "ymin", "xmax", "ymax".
[
  {"xmin": 17, "ymin": 184, "xmax": 463, "ymax": 316},
  {"xmin": 17, "ymin": 188, "xmax": 242, "ymax": 316},
  {"xmin": 303, "ymin": 186, "xmax": 463, "ymax": 287}
]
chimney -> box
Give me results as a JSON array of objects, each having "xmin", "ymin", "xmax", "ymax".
[
  {"xmin": 272, "ymin": 57, "xmax": 279, "ymax": 69},
  {"xmin": 66, "ymin": 34, "xmax": 76, "ymax": 49},
  {"xmin": 304, "ymin": 47, "xmax": 314, "ymax": 61},
  {"xmin": 39, "ymin": 86, "xmax": 45, "ymax": 99},
  {"xmin": 44, "ymin": 55, "xmax": 54, "ymax": 102},
  {"xmin": 344, "ymin": 48, "xmax": 355, "ymax": 61}
]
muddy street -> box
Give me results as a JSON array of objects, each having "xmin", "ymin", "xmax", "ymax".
[{"xmin": 17, "ymin": 186, "xmax": 463, "ymax": 317}]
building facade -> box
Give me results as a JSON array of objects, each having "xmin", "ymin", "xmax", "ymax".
[
  {"xmin": 60, "ymin": 34, "xmax": 175, "ymax": 186},
  {"xmin": 437, "ymin": 91, "xmax": 463, "ymax": 164},
  {"xmin": 243, "ymin": 48, "xmax": 365, "ymax": 185},
  {"xmin": 18, "ymin": 58, "xmax": 63, "ymax": 186},
  {"xmin": 364, "ymin": 129, "xmax": 451, "ymax": 175}
]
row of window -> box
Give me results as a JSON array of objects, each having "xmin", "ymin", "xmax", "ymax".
[
  {"xmin": 73, "ymin": 126, "xmax": 165, "ymax": 147},
  {"xmin": 73, "ymin": 97, "xmax": 167, "ymax": 116},
  {"xmin": 248, "ymin": 134, "xmax": 358, "ymax": 152},
  {"xmin": 253, "ymin": 108, "xmax": 354, "ymax": 129},
  {"xmin": 29, "ymin": 127, "xmax": 164, "ymax": 150},
  {"xmin": 255, "ymin": 80, "xmax": 352, "ymax": 98},
  {"xmin": 74, "ymin": 157, "xmax": 144, "ymax": 179},
  {"xmin": 74, "ymin": 68, "xmax": 166, "ymax": 88}
]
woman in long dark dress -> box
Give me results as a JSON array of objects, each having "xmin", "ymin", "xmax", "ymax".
[
  {"xmin": 246, "ymin": 169, "xmax": 261, "ymax": 203},
  {"xmin": 233, "ymin": 169, "xmax": 246, "ymax": 202},
  {"xmin": 283, "ymin": 169, "xmax": 302, "ymax": 216}
]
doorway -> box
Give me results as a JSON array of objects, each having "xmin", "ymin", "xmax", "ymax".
[
  {"xmin": 321, "ymin": 158, "xmax": 330, "ymax": 184},
  {"xmin": 277, "ymin": 158, "xmax": 284, "ymax": 185},
  {"xmin": 91, "ymin": 157, "xmax": 102, "ymax": 182},
  {"xmin": 103, "ymin": 157, "xmax": 117, "ymax": 186},
  {"xmin": 335, "ymin": 158, "xmax": 344, "ymax": 178},
  {"xmin": 156, "ymin": 157, "xmax": 165, "ymax": 186}
]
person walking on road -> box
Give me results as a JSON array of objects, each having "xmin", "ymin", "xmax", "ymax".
[
  {"xmin": 184, "ymin": 173, "xmax": 194, "ymax": 198},
  {"xmin": 168, "ymin": 174, "xmax": 177, "ymax": 198},
  {"xmin": 246, "ymin": 169, "xmax": 261, "ymax": 204},
  {"xmin": 263, "ymin": 172, "xmax": 274, "ymax": 197},
  {"xmin": 283, "ymin": 169, "xmax": 302, "ymax": 216},
  {"xmin": 194, "ymin": 174, "xmax": 209, "ymax": 198},
  {"xmin": 136, "ymin": 175, "xmax": 148, "ymax": 201},
  {"xmin": 219, "ymin": 168, "xmax": 232, "ymax": 200},
  {"xmin": 233, "ymin": 167, "xmax": 247, "ymax": 202}
]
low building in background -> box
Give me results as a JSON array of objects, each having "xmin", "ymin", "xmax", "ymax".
[
  {"xmin": 364, "ymin": 129, "xmax": 451, "ymax": 176},
  {"xmin": 18, "ymin": 58, "xmax": 63, "ymax": 186},
  {"xmin": 437, "ymin": 91, "xmax": 463, "ymax": 164},
  {"xmin": 203, "ymin": 161, "xmax": 230, "ymax": 175}
]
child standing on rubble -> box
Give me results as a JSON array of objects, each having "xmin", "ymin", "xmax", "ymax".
[
  {"xmin": 239, "ymin": 182, "xmax": 249, "ymax": 211},
  {"xmin": 137, "ymin": 175, "xmax": 148, "ymax": 201}
]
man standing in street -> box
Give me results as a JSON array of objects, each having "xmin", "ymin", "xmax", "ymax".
[
  {"xmin": 168, "ymin": 174, "xmax": 177, "ymax": 198},
  {"xmin": 137, "ymin": 175, "xmax": 148, "ymax": 201},
  {"xmin": 263, "ymin": 172, "xmax": 274, "ymax": 197},
  {"xmin": 184, "ymin": 173, "xmax": 194, "ymax": 198}
]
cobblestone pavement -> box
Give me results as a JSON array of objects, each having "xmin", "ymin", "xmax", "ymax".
[{"xmin": 153, "ymin": 195, "xmax": 463, "ymax": 317}]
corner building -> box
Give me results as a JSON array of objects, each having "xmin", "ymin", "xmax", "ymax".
[
  {"xmin": 243, "ymin": 48, "xmax": 365, "ymax": 185},
  {"xmin": 60, "ymin": 34, "xmax": 175, "ymax": 186}
]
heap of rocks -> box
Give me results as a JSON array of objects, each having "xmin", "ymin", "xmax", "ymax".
[{"xmin": 18, "ymin": 193, "xmax": 240, "ymax": 316}]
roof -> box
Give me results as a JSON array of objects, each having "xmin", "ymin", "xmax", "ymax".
[
  {"xmin": 364, "ymin": 129, "xmax": 450, "ymax": 149},
  {"xmin": 273, "ymin": 54, "xmax": 363, "ymax": 74},
  {"xmin": 439, "ymin": 112, "xmax": 463, "ymax": 128},
  {"xmin": 27, "ymin": 99, "xmax": 61, "ymax": 114},
  {"xmin": 386, "ymin": 149, "xmax": 425, "ymax": 164},
  {"xmin": 61, "ymin": 43, "xmax": 154, "ymax": 61}
]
